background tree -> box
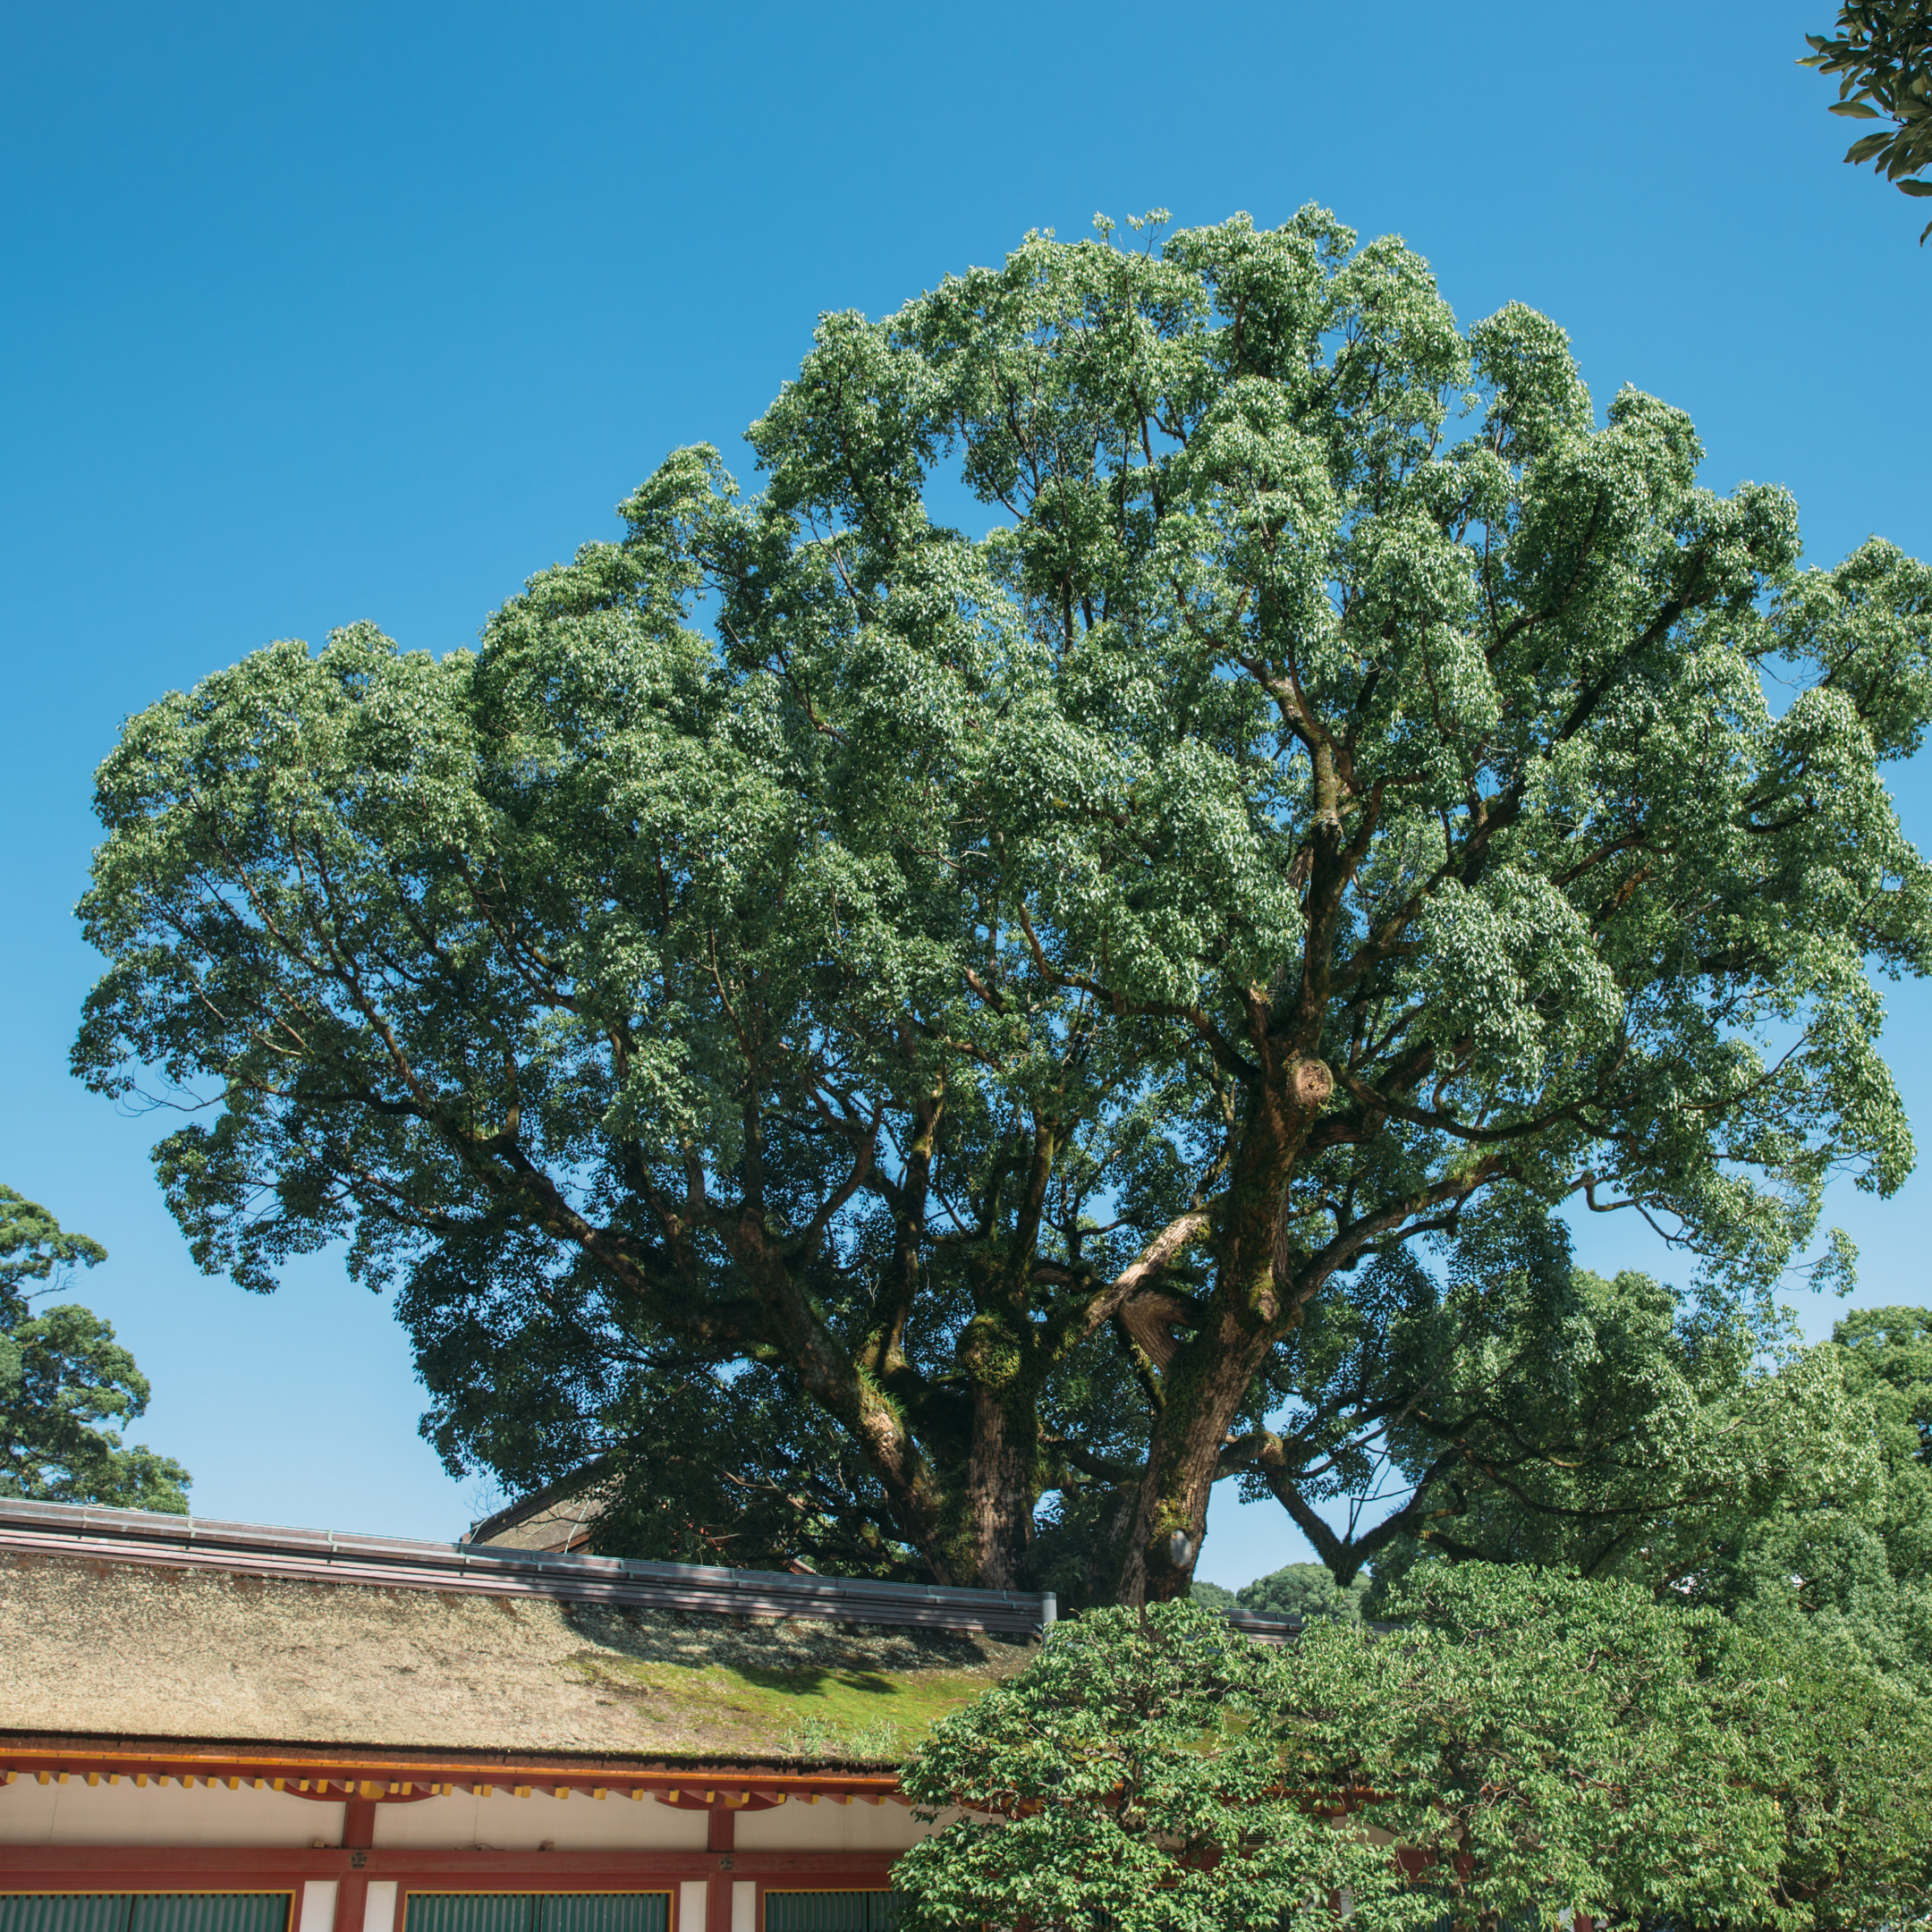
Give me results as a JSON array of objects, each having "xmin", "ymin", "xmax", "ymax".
[
  {"xmin": 1353, "ymin": 1290, "xmax": 1932, "ymax": 1687},
  {"xmin": 1803, "ymin": 3, "xmax": 1932, "ymax": 242},
  {"xmin": 1699, "ymin": 1304, "xmax": 1932, "ymax": 1682},
  {"xmin": 1317, "ymin": 1267, "xmax": 1861, "ymax": 1589},
  {"xmin": 0, "ymin": 1184, "xmax": 191, "ymax": 1511},
  {"xmin": 76, "ymin": 209, "xmax": 1932, "ymax": 1600},
  {"xmin": 1235, "ymin": 1560, "xmax": 1368, "ymax": 1621}
]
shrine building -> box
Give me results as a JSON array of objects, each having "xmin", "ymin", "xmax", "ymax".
[{"xmin": 0, "ymin": 1498, "xmax": 1063, "ymax": 1932}]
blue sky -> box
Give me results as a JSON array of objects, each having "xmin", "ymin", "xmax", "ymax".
[{"xmin": 1, "ymin": 1, "xmax": 1927, "ymax": 1588}]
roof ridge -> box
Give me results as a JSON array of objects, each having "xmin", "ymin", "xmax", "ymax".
[{"xmin": 0, "ymin": 1497, "xmax": 1055, "ymax": 1637}]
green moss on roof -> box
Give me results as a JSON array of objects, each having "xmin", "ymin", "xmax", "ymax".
[{"xmin": 571, "ymin": 1652, "xmax": 1003, "ymax": 1762}]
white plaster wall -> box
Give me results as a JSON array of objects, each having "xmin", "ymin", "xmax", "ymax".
[
  {"xmin": 0, "ymin": 1777, "xmax": 343, "ymax": 1847},
  {"xmin": 373, "ymin": 1790, "xmax": 710, "ymax": 1852},
  {"xmin": 733, "ymin": 1801, "xmax": 936, "ymax": 1854},
  {"xmin": 301, "ymin": 1882, "xmax": 340, "ymax": 1932}
]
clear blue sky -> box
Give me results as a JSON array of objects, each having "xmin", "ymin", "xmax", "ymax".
[{"xmin": 2, "ymin": 1, "xmax": 1927, "ymax": 1587}]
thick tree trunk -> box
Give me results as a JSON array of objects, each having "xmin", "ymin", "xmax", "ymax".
[
  {"xmin": 963, "ymin": 1379, "xmax": 1038, "ymax": 1589},
  {"xmin": 947, "ymin": 1287, "xmax": 1047, "ymax": 1589},
  {"xmin": 1118, "ymin": 1057, "xmax": 1331, "ymax": 1604},
  {"xmin": 1117, "ymin": 1309, "xmax": 1279, "ymax": 1603}
]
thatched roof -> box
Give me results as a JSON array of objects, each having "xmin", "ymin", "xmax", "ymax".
[
  {"xmin": 465, "ymin": 1460, "xmax": 616, "ymax": 1555},
  {"xmin": 0, "ymin": 1502, "xmax": 1046, "ymax": 1769}
]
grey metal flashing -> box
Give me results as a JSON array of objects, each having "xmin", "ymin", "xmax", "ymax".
[
  {"xmin": 0, "ymin": 1498, "xmax": 1056, "ymax": 1637},
  {"xmin": 1223, "ymin": 1606, "xmax": 1402, "ymax": 1644},
  {"xmin": 1222, "ymin": 1606, "xmax": 1307, "ymax": 1642}
]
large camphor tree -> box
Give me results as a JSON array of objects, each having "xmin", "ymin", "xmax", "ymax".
[{"xmin": 77, "ymin": 210, "xmax": 1932, "ymax": 1600}]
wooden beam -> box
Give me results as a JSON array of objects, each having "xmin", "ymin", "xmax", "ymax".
[{"xmin": 0, "ymin": 1745, "xmax": 908, "ymax": 1811}]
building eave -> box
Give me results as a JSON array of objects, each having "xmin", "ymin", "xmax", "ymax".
[{"xmin": 0, "ymin": 1736, "xmax": 909, "ymax": 1806}]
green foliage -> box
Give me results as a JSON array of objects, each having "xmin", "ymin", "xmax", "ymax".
[
  {"xmin": 1722, "ymin": 1627, "xmax": 1932, "ymax": 1930},
  {"xmin": 897, "ymin": 1598, "xmax": 1408, "ymax": 1932},
  {"xmin": 1333, "ymin": 1267, "xmax": 1865, "ymax": 1589},
  {"xmin": 73, "ymin": 209, "xmax": 1932, "ymax": 1598},
  {"xmin": 897, "ymin": 1571, "xmax": 1932, "ymax": 1932},
  {"xmin": 1802, "ymin": 3, "xmax": 1932, "ymax": 242},
  {"xmin": 1349, "ymin": 1287, "xmax": 1932, "ymax": 1693},
  {"xmin": 1236, "ymin": 1560, "xmax": 1367, "ymax": 1621},
  {"xmin": 0, "ymin": 1184, "xmax": 191, "ymax": 1511},
  {"xmin": 1184, "ymin": 1576, "xmax": 1235, "ymax": 1611},
  {"xmin": 1690, "ymin": 1304, "xmax": 1932, "ymax": 1684}
]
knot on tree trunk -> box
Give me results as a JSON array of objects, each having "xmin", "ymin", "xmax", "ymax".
[{"xmin": 1292, "ymin": 1057, "xmax": 1334, "ymax": 1111}]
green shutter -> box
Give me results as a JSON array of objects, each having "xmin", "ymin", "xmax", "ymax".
[
  {"xmin": 0, "ymin": 1901, "xmax": 131, "ymax": 1932},
  {"xmin": 404, "ymin": 1897, "xmax": 668, "ymax": 1932},
  {"xmin": 762, "ymin": 1899, "xmax": 865, "ymax": 1932},
  {"xmin": 762, "ymin": 1894, "xmax": 903, "ymax": 1932},
  {"xmin": 131, "ymin": 1899, "xmax": 288, "ymax": 1932},
  {"xmin": 0, "ymin": 1900, "xmax": 287, "ymax": 1932},
  {"xmin": 407, "ymin": 1900, "xmax": 535, "ymax": 1932},
  {"xmin": 540, "ymin": 1901, "xmax": 668, "ymax": 1932}
]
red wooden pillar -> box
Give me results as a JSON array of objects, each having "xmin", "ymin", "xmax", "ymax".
[
  {"xmin": 705, "ymin": 1805, "xmax": 736, "ymax": 1932},
  {"xmin": 330, "ymin": 1797, "xmax": 378, "ymax": 1932}
]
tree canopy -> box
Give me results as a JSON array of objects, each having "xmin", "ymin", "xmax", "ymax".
[
  {"xmin": 1349, "ymin": 1292, "xmax": 1932, "ymax": 1689},
  {"xmin": 894, "ymin": 1571, "xmax": 1932, "ymax": 1932},
  {"xmin": 75, "ymin": 208, "xmax": 1932, "ymax": 1599},
  {"xmin": 1803, "ymin": 2, "xmax": 1932, "ymax": 242},
  {"xmin": 0, "ymin": 1184, "xmax": 191, "ymax": 1511},
  {"xmin": 1326, "ymin": 1267, "xmax": 1868, "ymax": 1589},
  {"xmin": 1709, "ymin": 1303, "xmax": 1932, "ymax": 1683},
  {"xmin": 1237, "ymin": 1560, "xmax": 1368, "ymax": 1621}
]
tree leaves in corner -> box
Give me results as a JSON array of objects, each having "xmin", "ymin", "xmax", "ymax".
[{"xmin": 1803, "ymin": 3, "xmax": 1932, "ymax": 241}]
